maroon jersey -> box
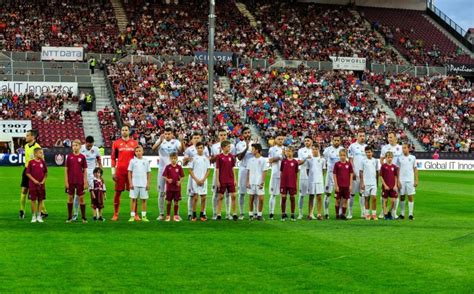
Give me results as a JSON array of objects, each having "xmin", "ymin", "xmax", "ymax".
[
  {"xmin": 92, "ymin": 178, "xmax": 105, "ymax": 196},
  {"xmin": 26, "ymin": 159, "xmax": 47, "ymax": 189},
  {"xmin": 280, "ymin": 159, "xmax": 299, "ymax": 188},
  {"xmin": 66, "ymin": 153, "xmax": 87, "ymax": 184},
  {"xmin": 163, "ymin": 164, "xmax": 184, "ymax": 191},
  {"xmin": 216, "ymin": 153, "xmax": 236, "ymax": 185},
  {"xmin": 333, "ymin": 161, "xmax": 353, "ymax": 188},
  {"xmin": 380, "ymin": 163, "xmax": 398, "ymax": 189}
]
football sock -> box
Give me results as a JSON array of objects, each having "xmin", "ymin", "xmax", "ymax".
[
  {"xmin": 225, "ymin": 194, "xmax": 231, "ymax": 216},
  {"xmin": 159, "ymin": 193, "xmax": 165, "ymax": 215},
  {"xmin": 142, "ymin": 211, "xmax": 146, "ymax": 217},
  {"xmin": 359, "ymin": 196, "xmax": 365, "ymax": 215},
  {"xmin": 166, "ymin": 202, "xmax": 171, "ymax": 216},
  {"xmin": 239, "ymin": 194, "xmax": 245, "ymax": 215},
  {"xmin": 324, "ymin": 195, "xmax": 330, "ymax": 214},
  {"xmin": 131, "ymin": 211, "xmax": 135, "ymax": 217},
  {"xmin": 73, "ymin": 195, "xmax": 79, "ymax": 215},
  {"xmin": 335, "ymin": 205, "xmax": 339, "ymax": 216},
  {"xmin": 281, "ymin": 197, "xmax": 287, "ymax": 214},
  {"xmin": 298, "ymin": 195, "xmax": 304, "ymax": 215},
  {"xmin": 80, "ymin": 204, "xmax": 86, "ymax": 219},
  {"xmin": 113, "ymin": 191, "xmax": 121, "ymax": 215},
  {"xmin": 408, "ymin": 201, "xmax": 414, "ymax": 215},
  {"xmin": 290, "ymin": 197, "xmax": 296, "ymax": 214},
  {"xmin": 269, "ymin": 195, "xmax": 276, "ymax": 214},
  {"xmin": 372, "ymin": 210, "xmax": 377, "ymax": 216},
  {"xmin": 400, "ymin": 200, "xmax": 406, "ymax": 216},
  {"xmin": 173, "ymin": 204, "xmax": 179, "ymax": 216},
  {"xmin": 187, "ymin": 196, "xmax": 192, "ymax": 216},
  {"xmin": 348, "ymin": 195, "xmax": 354, "ymax": 215},
  {"xmin": 253, "ymin": 197, "xmax": 258, "ymax": 214},
  {"xmin": 342, "ymin": 207, "xmax": 347, "ymax": 215},
  {"xmin": 20, "ymin": 193, "xmax": 27, "ymax": 211},
  {"xmin": 67, "ymin": 203, "xmax": 73, "ymax": 219},
  {"xmin": 212, "ymin": 193, "xmax": 218, "ymax": 217}
]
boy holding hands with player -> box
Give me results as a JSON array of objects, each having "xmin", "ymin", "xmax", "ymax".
[
  {"xmin": 90, "ymin": 167, "xmax": 106, "ymax": 221},
  {"xmin": 360, "ymin": 146, "xmax": 380, "ymax": 220},
  {"xmin": 65, "ymin": 140, "xmax": 88, "ymax": 223},
  {"xmin": 380, "ymin": 152, "xmax": 399, "ymax": 220},
  {"xmin": 26, "ymin": 148, "xmax": 48, "ymax": 223},
  {"xmin": 215, "ymin": 140, "xmax": 238, "ymax": 221},
  {"xmin": 163, "ymin": 153, "xmax": 185, "ymax": 222},
  {"xmin": 189, "ymin": 142, "xmax": 211, "ymax": 222},
  {"xmin": 333, "ymin": 149, "xmax": 354, "ymax": 220},
  {"xmin": 307, "ymin": 144, "xmax": 326, "ymax": 220},
  {"xmin": 280, "ymin": 146, "xmax": 301, "ymax": 221},
  {"xmin": 128, "ymin": 145, "xmax": 151, "ymax": 222},
  {"xmin": 246, "ymin": 144, "xmax": 266, "ymax": 221}
]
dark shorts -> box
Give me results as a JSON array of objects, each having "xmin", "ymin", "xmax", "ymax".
[
  {"xmin": 91, "ymin": 192, "xmax": 104, "ymax": 209},
  {"xmin": 280, "ymin": 187, "xmax": 296, "ymax": 196},
  {"xmin": 166, "ymin": 191, "xmax": 181, "ymax": 202},
  {"xmin": 29, "ymin": 186, "xmax": 46, "ymax": 201},
  {"xmin": 21, "ymin": 168, "xmax": 29, "ymax": 188},
  {"xmin": 218, "ymin": 183, "xmax": 236, "ymax": 194},
  {"xmin": 336, "ymin": 187, "xmax": 351, "ymax": 199},
  {"xmin": 114, "ymin": 172, "xmax": 130, "ymax": 192},
  {"xmin": 67, "ymin": 183, "xmax": 85, "ymax": 196},
  {"xmin": 382, "ymin": 189, "xmax": 398, "ymax": 199}
]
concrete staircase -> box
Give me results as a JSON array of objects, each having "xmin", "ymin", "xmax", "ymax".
[
  {"xmin": 111, "ymin": 0, "xmax": 128, "ymax": 32},
  {"xmin": 365, "ymin": 83, "xmax": 425, "ymax": 151},
  {"xmin": 82, "ymin": 112, "xmax": 104, "ymax": 146},
  {"xmin": 423, "ymin": 14, "xmax": 474, "ymax": 58}
]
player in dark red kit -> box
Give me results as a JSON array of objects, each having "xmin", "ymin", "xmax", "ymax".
[
  {"xmin": 111, "ymin": 125, "xmax": 139, "ymax": 221},
  {"xmin": 280, "ymin": 146, "xmax": 302, "ymax": 221},
  {"xmin": 65, "ymin": 140, "xmax": 88, "ymax": 223},
  {"xmin": 162, "ymin": 153, "xmax": 185, "ymax": 222},
  {"xmin": 333, "ymin": 149, "xmax": 354, "ymax": 220}
]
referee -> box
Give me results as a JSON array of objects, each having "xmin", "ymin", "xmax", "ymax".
[{"xmin": 20, "ymin": 130, "xmax": 48, "ymax": 219}]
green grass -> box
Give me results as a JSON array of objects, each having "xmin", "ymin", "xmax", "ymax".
[{"xmin": 0, "ymin": 167, "xmax": 473, "ymax": 292}]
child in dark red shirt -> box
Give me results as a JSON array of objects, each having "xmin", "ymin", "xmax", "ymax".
[
  {"xmin": 379, "ymin": 151, "xmax": 399, "ymax": 220},
  {"xmin": 333, "ymin": 149, "xmax": 354, "ymax": 220},
  {"xmin": 90, "ymin": 167, "xmax": 106, "ymax": 222},
  {"xmin": 65, "ymin": 139, "xmax": 88, "ymax": 223},
  {"xmin": 25, "ymin": 148, "xmax": 47, "ymax": 223},
  {"xmin": 163, "ymin": 152, "xmax": 185, "ymax": 222},
  {"xmin": 215, "ymin": 140, "xmax": 238, "ymax": 221},
  {"xmin": 280, "ymin": 146, "xmax": 302, "ymax": 221}
]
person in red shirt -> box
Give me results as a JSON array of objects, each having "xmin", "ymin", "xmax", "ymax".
[
  {"xmin": 163, "ymin": 153, "xmax": 185, "ymax": 222},
  {"xmin": 333, "ymin": 149, "xmax": 354, "ymax": 220},
  {"xmin": 25, "ymin": 148, "xmax": 48, "ymax": 223},
  {"xmin": 215, "ymin": 140, "xmax": 238, "ymax": 221},
  {"xmin": 111, "ymin": 125, "xmax": 139, "ymax": 221},
  {"xmin": 379, "ymin": 152, "xmax": 399, "ymax": 220},
  {"xmin": 280, "ymin": 146, "xmax": 301, "ymax": 221},
  {"xmin": 65, "ymin": 139, "xmax": 88, "ymax": 223}
]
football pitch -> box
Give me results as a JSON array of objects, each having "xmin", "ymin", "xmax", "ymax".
[{"xmin": 0, "ymin": 167, "xmax": 472, "ymax": 292}]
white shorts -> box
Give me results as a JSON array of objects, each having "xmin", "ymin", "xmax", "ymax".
[
  {"xmin": 400, "ymin": 182, "xmax": 416, "ymax": 196},
  {"xmin": 238, "ymin": 169, "xmax": 248, "ymax": 194},
  {"xmin": 269, "ymin": 176, "xmax": 280, "ymax": 195},
  {"xmin": 325, "ymin": 172, "xmax": 335, "ymax": 194},
  {"xmin": 130, "ymin": 187, "xmax": 149, "ymax": 199},
  {"xmin": 351, "ymin": 177, "xmax": 360, "ymax": 195},
  {"xmin": 363, "ymin": 185, "xmax": 377, "ymax": 197},
  {"xmin": 190, "ymin": 179, "xmax": 208, "ymax": 196},
  {"xmin": 309, "ymin": 182, "xmax": 324, "ymax": 195},
  {"xmin": 248, "ymin": 184, "xmax": 264, "ymax": 196},
  {"xmin": 299, "ymin": 178, "xmax": 309, "ymax": 196}
]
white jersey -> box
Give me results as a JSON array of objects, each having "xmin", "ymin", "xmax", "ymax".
[
  {"xmin": 268, "ymin": 145, "xmax": 284, "ymax": 178},
  {"xmin": 348, "ymin": 142, "xmax": 367, "ymax": 174},
  {"xmin": 247, "ymin": 156, "xmax": 266, "ymax": 185},
  {"xmin": 80, "ymin": 145, "xmax": 101, "ymax": 172},
  {"xmin": 190, "ymin": 155, "xmax": 210, "ymax": 180},
  {"xmin": 235, "ymin": 140, "xmax": 254, "ymax": 169},
  {"xmin": 211, "ymin": 142, "xmax": 236, "ymax": 157},
  {"xmin": 298, "ymin": 147, "xmax": 312, "ymax": 180},
  {"xmin": 308, "ymin": 157, "xmax": 325, "ymax": 184},
  {"xmin": 158, "ymin": 139, "xmax": 181, "ymax": 173},
  {"xmin": 380, "ymin": 143, "xmax": 403, "ymax": 166},
  {"xmin": 128, "ymin": 157, "xmax": 151, "ymax": 187},
  {"xmin": 399, "ymin": 154, "xmax": 416, "ymax": 182},
  {"xmin": 361, "ymin": 157, "xmax": 380, "ymax": 186},
  {"xmin": 323, "ymin": 145, "xmax": 344, "ymax": 172},
  {"xmin": 184, "ymin": 145, "xmax": 210, "ymax": 164}
]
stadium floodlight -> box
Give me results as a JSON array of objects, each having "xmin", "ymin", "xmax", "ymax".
[{"xmin": 207, "ymin": 0, "xmax": 216, "ymax": 127}]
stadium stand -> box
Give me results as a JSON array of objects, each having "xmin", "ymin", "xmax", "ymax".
[
  {"xmin": 0, "ymin": 0, "xmax": 119, "ymax": 53},
  {"xmin": 102, "ymin": 61, "xmax": 242, "ymax": 147},
  {"xmin": 242, "ymin": 0, "xmax": 402, "ymax": 64},
  {"xmin": 121, "ymin": 0, "xmax": 275, "ymax": 59},
  {"xmin": 360, "ymin": 7, "xmax": 473, "ymax": 66},
  {"xmin": 229, "ymin": 65, "xmax": 406, "ymax": 149},
  {"xmin": 368, "ymin": 73, "xmax": 472, "ymax": 152}
]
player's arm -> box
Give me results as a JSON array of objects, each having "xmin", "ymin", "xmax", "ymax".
[
  {"xmin": 64, "ymin": 160, "xmax": 69, "ymax": 189},
  {"xmin": 111, "ymin": 141, "xmax": 118, "ymax": 180},
  {"xmin": 236, "ymin": 142, "xmax": 248, "ymax": 160},
  {"xmin": 128, "ymin": 170, "xmax": 133, "ymax": 190},
  {"xmin": 261, "ymin": 165, "xmax": 266, "ymax": 189},
  {"xmin": 189, "ymin": 168, "xmax": 199, "ymax": 184},
  {"xmin": 246, "ymin": 167, "xmax": 250, "ymax": 188},
  {"xmin": 413, "ymin": 165, "xmax": 419, "ymax": 187},
  {"xmin": 151, "ymin": 134, "xmax": 164, "ymax": 151},
  {"xmin": 349, "ymin": 171, "xmax": 353, "ymax": 191},
  {"xmin": 91, "ymin": 189, "xmax": 96, "ymax": 199},
  {"xmin": 83, "ymin": 168, "xmax": 88, "ymax": 190},
  {"xmin": 394, "ymin": 171, "xmax": 399, "ymax": 190},
  {"xmin": 332, "ymin": 168, "xmax": 339, "ymax": 193},
  {"xmin": 359, "ymin": 169, "xmax": 364, "ymax": 190},
  {"xmin": 96, "ymin": 155, "xmax": 102, "ymax": 169}
]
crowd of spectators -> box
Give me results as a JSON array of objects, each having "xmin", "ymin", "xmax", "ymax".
[
  {"xmin": 229, "ymin": 65, "xmax": 405, "ymax": 150},
  {"xmin": 369, "ymin": 73, "xmax": 472, "ymax": 152}
]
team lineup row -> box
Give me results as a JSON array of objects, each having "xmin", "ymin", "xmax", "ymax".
[{"xmin": 20, "ymin": 126, "xmax": 418, "ymax": 223}]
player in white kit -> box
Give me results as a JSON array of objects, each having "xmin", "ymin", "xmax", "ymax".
[
  {"xmin": 183, "ymin": 133, "xmax": 210, "ymax": 220},
  {"xmin": 398, "ymin": 143, "xmax": 418, "ymax": 220},
  {"xmin": 379, "ymin": 132, "xmax": 403, "ymax": 218},
  {"xmin": 323, "ymin": 135, "xmax": 344, "ymax": 219},
  {"xmin": 188, "ymin": 142, "xmax": 211, "ymax": 222},
  {"xmin": 75, "ymin": 136, "xmax": 103, "ymax": 221},
  {"xmin": 246, "ymin": 144, "xmax": 266, "ymax": 221},
  {"xmin": 267, "ymin": 135, "xmax": 284, "ymax": 220},
  {"xmin": 210, "ymin": 129, "xmax": 236, "ymax": 220},
  {"xmin": 235, "ymin": 127, "xmax": 257, "ymax": 220},
  {"xmin": 348, "ymin": 131, "xmax": 367, "ymax": 219},
  {"xmin": 152, "ymin": 127, "xmax": 185, "ymax": 220},
  {"xmin": 307, "ymin": 144, "xmax": 326, "ymax": 220},
  {"xmin": 359, "ymin": 145, "xmax": 380, "ymax": 220},
  {"xmin": 297, "ymin": 137, "xmax": 313, "ymax": 220}
]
